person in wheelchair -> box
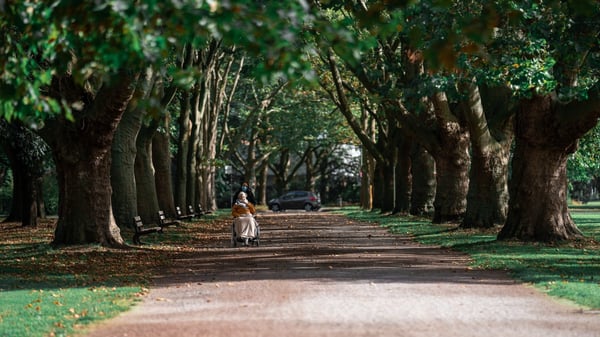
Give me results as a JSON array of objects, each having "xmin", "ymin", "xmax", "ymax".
[{"xmin": 232, "ymin": 191, "xmax": 259, "ymax": 246}]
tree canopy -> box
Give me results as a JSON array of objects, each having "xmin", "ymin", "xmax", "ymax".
[{"xmin": 1, "ymin": 0, "xmax": 599, "ymax": 245}]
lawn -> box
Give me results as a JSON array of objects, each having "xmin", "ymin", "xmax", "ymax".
[
  {"xmin": 338, "ymin": 204, "xmax": 600, "ymax": 310},
  {"xmin": 0, "ymin": 212, "xmax": 231, "ymax": 337}
]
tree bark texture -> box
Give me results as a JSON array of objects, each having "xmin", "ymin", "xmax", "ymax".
[
  {"xmin": 36, "ymin": 177, "xmax": 46, "ymax": 219},
  {"xmin": 394, "ymin": 135, "xmax": 412, "ymax": 214},
  {"xmin": 176, "ymin": 90, "xmax": 193, "ymax": 209},
  {"xmin": 432, "ymin": 144, "xmax": 470, "ymax": 223},
  {"xmin": 256, "ymin": 161, "xmax": 269, "ymax": 206},
  {"xmin": 498, "ymin": 95, "xmax": 598, "ymax": 241},
  {"xmin": 371, "ymin": 162, "xmax": 383, "ymax": 211},
  {"xmin": 409, "ymin": 143, "xmax": 435, "ymax": 216},
  {"xmin": 187, "ymin": 84, "xmax": 205, "ymax": 209},
  {"xmin": 153, "ymin": 124, "xmax": 176, "ymax": 215},
  {"xmin": 111, "ymin": 101, "xmax": 143, "ymax": 229},
  {"xmin": 374, "ymin": 160, "xmax": 395, "ymax": 213},
  {"xmin": 53, "ymin": 144, "xmax": 122, "ymax": 245},
  {"xmin": 185, "ymin": 87, "xmax": 203, "ymax": 209},
  {"xmin": 360, "ymin": 150, "xmax": 375, "ymax": 210},
  {"xmin": 135, "ymin": 124, "xmax": 161, "ymax": 222},
  {"xmin": 499, "ymin": 143, "xmax": 580, "ymax": 240},
  {"xmin": 460, "ymin": 80, "xmax": 513, "ymax": 228},
  {"xmin": 203, "ymin": 80, "xmax": 220, "ymax": 211},
  {"xmin": 0, "ymin": 123, "xmax": 45, "ymax": 226},
  {"xmin": 1, "ymin": 144, "xmax": 26, "ymax": 223},
  {"xmin": 430, "ymin": 93, "xmax": 471, "ymax": 223},
  {"xmin": 462, "ymin": 147, "xmax": 511, "ymax": 228},
  {"xmin": 46, "ymin": 72, "xmax": 137, "ymax": 246}
]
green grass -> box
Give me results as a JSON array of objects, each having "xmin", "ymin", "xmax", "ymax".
[
  {"xmin": 0, "ymin": 286, "xmax": 139, "ymax": 337},
  {"xmin": 0, "ymin": 212, "xmax": 229, "ymax": 337},
  {"xmin": 338, "ymin": 207, "xmax": 600, "ymax": 310},
  {"xmin": 0, "ymin": 223, "xmax": 148, "ymax": 337}
]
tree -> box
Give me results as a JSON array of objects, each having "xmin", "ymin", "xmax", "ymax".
[
  {"xmin": 1, "ymin": 1, "xmax": 317, "ymax": 246},
  {"xmin": 491, "ymin": 1, "xmax": 600, "ymax": 241},
  {"xmin": 459, "ymin": 80, "xmax": 514, "ymax": 229},
  {"xmin": 567, "ymin": 123, "xmax": 600, "ymax": 202},
  {"xmin": 263, "ymin": 89, "xmax": 328, "ymax": 195},
  {"xmin": 222, "ymin": 72, "xmax": 286, "ymax": 203},
  {"xmin": 111, "ymin": 68, "xmax": 167, "ymax": 227},
  {"xmin": 315, "ymin": 6, "xmax": 471, "ymax": 219},
  {"xmin": 0, "ymin": 120, "xmax": 50, "ymax": 226}
]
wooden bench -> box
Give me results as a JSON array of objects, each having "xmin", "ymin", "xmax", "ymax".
[
  {"xmin": 197, "ymin": 203, "xmax": 212, "ymax": 215},
  {"xmin": 132, "ymin": 216, "xmax": 162, "ymax": 245},
  {"xmin": 157, "ymin": 210, "xmax": 179, "ymax": 228},
  {"xmin": 175, "ymin": 206, "xmax": 194, "ymax": 221},
  {"xmin": 187, "ymin": 205, "xmax": 200, "ymax": 218}
]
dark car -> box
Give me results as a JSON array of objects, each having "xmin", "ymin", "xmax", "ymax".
[{"xmin": 268, "ymin": 191, "xmax": 321, "ymax": 212}]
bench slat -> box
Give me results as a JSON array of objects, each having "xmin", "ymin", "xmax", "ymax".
[
  {"xmin": 158, "ymin": 210, "xmax": 179, "ymax": 228},
  {"xmin": 132, "ymin": 216, "xmax": 162, "ymax": 245}
]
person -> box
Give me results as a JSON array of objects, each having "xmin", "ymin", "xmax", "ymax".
[
  {"xmin": 231, "ymin": 191, "xmax": 259, "ymax": 246},
  {"xmin": 234, "ymin": 182, "xmax": 256, "ymax": 205}
]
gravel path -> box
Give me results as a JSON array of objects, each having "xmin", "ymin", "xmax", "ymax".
[{"xmin": 85, "ymin": 211, "xmax": 600, "ymax": 337}]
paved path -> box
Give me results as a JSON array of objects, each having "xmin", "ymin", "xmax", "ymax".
[{"xmin": 85, "ymin": 212, "xmax": 600, "ymax": 337}]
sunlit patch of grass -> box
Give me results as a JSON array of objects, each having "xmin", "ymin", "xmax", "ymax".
[
  {"xmin": 0, "ymin": 287, "xmax": 143, "ymax": 337},
  {"xmin": 0, "ymin": 212, "xmax": 232, "ymax": 337},
  {"xmin": 337, "ymin": 207, "xmax": 600, "ymax": 310}
]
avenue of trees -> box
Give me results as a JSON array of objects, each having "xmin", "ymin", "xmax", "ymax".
[{"xmin": 0, "ymin": 0, "xmax": 599, "ymax": 246}]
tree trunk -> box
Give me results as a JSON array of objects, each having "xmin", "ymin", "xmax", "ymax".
[
  {"xmin": 500, "ymin": 142, "xmax": 581, "ymax": 240},
  {"xmin": 361, "ymin": 150, "xmax": 375, "ymax": 210},
  {"xmin": 153, "ymin": 124, "xmax": 176, "ymax": 215},
  {"xmin": 2, "ymin": 145, "xmax": 25, "ymax": 223},
  {"xmin": 460, "ymin": 79, "xmax": 513, "ymax": 228},
  {"xmin": 21, "ymin": 173, "xmax": 38, "ymax": 227},
  {"xmin": 374, "ymin": 160, "xmax": 395, "ymax": 213},
  {"xmin": 111, "ymin": 101, "xmax": 143, "ymax": 229},
  {"xmin": 176, "ymin": 90, "xmax": 193, "ymax": 208},
  {"xmin": 53, "ymin": 142, "xmax": 123, "ymax": 245},
  {"xmin": 135, "ymin": 123, "xmax": 161, "ymax": 222},
  {"xmin": 432, "ymin": 145, "xmax": 470, "ymax": 223},
  {"xmin": 36, "ymin": 177, "xmax": 46, "ymax": 218},
  {"xmin": 257, "ymin": 160, "xmax": 269, "ymax": 205},
  {"xmin": 188, "ymin": 82, "xmax": 206, "ymax": 209},
  {"xmin": 45, "ymin": 72, "xmax": 137, "ymax": 246},
  {"xmin": 430, "ymin": 92, "xmax": 471, "ymax": 223},
  {"xmin": 1, "ymin": 127, "xmax": 42, "ymax": 226},
  {"xmin": 499, "ymin": 95, "xmax": 591, "ymax": 241},
  {"xmin": 409, "ymin": 143, "xmax": 435, "ymax": 216},
  {"xmin": 371, "ymin": 160, "xmax": 383, "ymax": 211},
  {"xmin": 462, "ymin": 145, "xmax": 511, "ymax": 228},
  {"xmin": 205, "ymin": 86, "xmax": 220, "ymax": 212},
  {"xmin": 394, "ymin": 135, "xmax": 412, "ymax": 214},
  {"xmin": 185, "ymin": 86, "xmax": 203, "ymax": 209}
]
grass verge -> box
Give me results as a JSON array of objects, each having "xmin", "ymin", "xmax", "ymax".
[
  {"xmin": 337, "ymin": 207, "xmax": 600, "ymax": 310},
  {"xmin": 0, "ymin": 212, "xmax": 231, "ymax": 337}
]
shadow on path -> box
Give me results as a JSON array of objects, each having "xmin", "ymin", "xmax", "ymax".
[
  {"xmin": 85, "ymin": 212, "xmax": 600, "ymax": 337},
  {"xmin": 152, "ymin": 212, "xmax": 512, "ymax": 286}
]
